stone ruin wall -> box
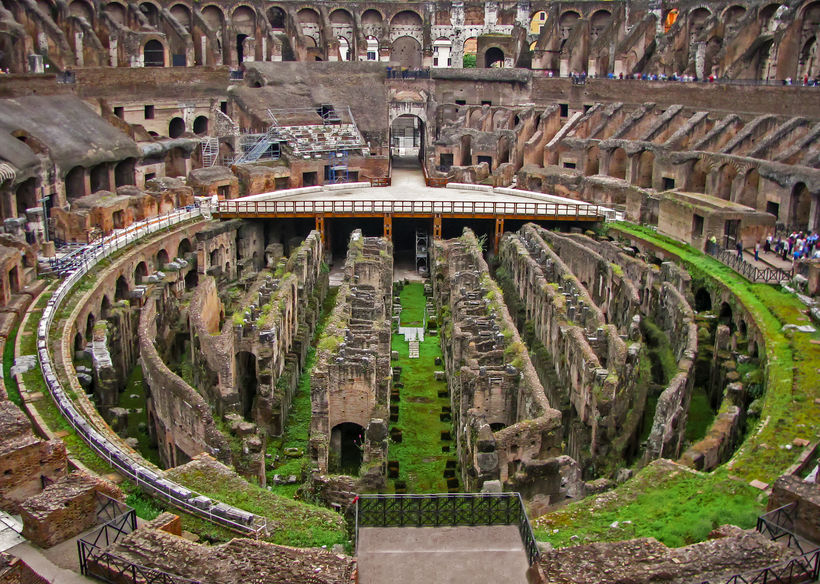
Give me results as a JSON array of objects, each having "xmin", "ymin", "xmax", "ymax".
[
  {"xmin": 432, "ymin": 229, "xmax": 564, "ymax": 498},
  {"xmin": 310, "ymin": 231, "xmax": 392, "ymax": 482},
  {"xmin": 138, "ymin": 284, "xmax": 232, "ymax": 470},
  {"xmin": 536, "ymin": 227, "xmax": 700, "ymax": 464}
]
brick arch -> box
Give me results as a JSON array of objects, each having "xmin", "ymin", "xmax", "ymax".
[
  {"xmin": 200, "ymin": 4, "xmax": 225, "ymax": 29},
  {"xmin": 390, "ymin": 9, "xmax": 423, "ymax": 27},
  {"xmin": 329, "ymin": 8, "xmax": 353, "ymax": 25}
]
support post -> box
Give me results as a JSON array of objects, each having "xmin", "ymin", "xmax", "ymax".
[
  {"xmin": 494, "ymin": 216, "xmax": 504, "ymax": 254},
  {"xmin": 383, "ymin": 214, "xmax": 392, "ymax": 241},
  {"xmin": 433, "ymin": 214, "xmax": 442, "ymax": 239},
  {"xmin": 315, "ymin": 214, "xmax": 325, "ymax": 247}
]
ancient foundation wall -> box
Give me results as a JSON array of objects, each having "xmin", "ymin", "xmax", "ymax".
[
  {"xmin": 139, "ymin": 288, "xmax": 231, "ymax": 469},
  {"xmin": 433, "ymin": 230, "xmax": 562, "ymax": 497},
  {"xmin": 310, "ymin": 231, "xmax": 392, "ymax": 482}
]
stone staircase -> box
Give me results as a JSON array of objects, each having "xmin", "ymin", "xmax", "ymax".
[{"xmin": 408, "ymin": 339, "xmax": 420, "ymax": 359}]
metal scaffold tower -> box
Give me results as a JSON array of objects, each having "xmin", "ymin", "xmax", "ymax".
[
  {"xmin": 416, "ymin": 231, "xmax": 429, "ymax": 276},
  {"xmin": 328, "ymin": 150, "xmax": 349, "ymax": 183}
]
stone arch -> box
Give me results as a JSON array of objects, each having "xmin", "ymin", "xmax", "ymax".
[
  {"xmin": 89, "ymin": 163, "xmax": 109, "ymax": 193},
  {"xmin": 391, "ymin": 10, "xmax": 422, "ymax": 27},
  {"xmin": 790, "ymin": 182, "xmax": 812, "ymax": 228},
  {"xmin": 798, "ymin": 35, "xmax": 817, "ymax": 80},
  {"xmin": 267, "ymin": 6, "xmax": 285, "ymax": 30},
  {"xmin": 585, "ymin": 144, "xmax": 600, "ymax": 175},
  {"xmin": 201, "ymin": 5, "xmax": 224, "ymax": 30},
  {"xmin": 590, "ymin": 9, "xmax": 612, "ymax": 39},
  {"xmin": 297, "ymin": 7, "xmax": 320, "ymax": 25},
  {"xmin": 103, "ymin": 2, "xmax": 127, "ymax": 25},
  {"xmin": 636, "ymin": 150, "xmax": 655, "ymax": 188},
  {"xmin": 530, "ymin": 11, "xmax": 548, "ymax": 35},
  {"xmin": 736, "ymin": 169, "xmax": 759, "ymax": 208},
  {"xmin": 689, "ymin": 158, "xmax": 708, "ymax": 193},
  {"xmin": 329, "ymin": 8, "xmax": 353, "ymax": 25},
  {"xmin": 114, "ymin": 158, "xmax": 135, "ymax": 187},
  {"xmin": 759, "ymin": 3, "xmax": 782, "ymax": 32},
  {"xmin": 231, "ymin": 5, "xmax": 255, "ymax": 34},
  {"xmin": 15, "ymin": 178, "xmax": 37, "ymax": 212},
  {"xmin": 799, "ymin": 0, "xmax": 820, "ymax": 23},
  {"xmin": 718, "ymin": 301, "xmax": 735, "ymax": 333},
  {"xmin": 115, "ymin": 275, "xmax": 130, "ymax": 301},
  {"xmin": 559, "ymin": 10, "xmax": 581, "ymax": 39},
  {"xmin": 68, "ymin": 0, "xmax": 93, "ymax": 22},
  {"xmin": 65, "ymin": 166, "xmax": 85, "ymax": 200},
  {"xmin": 331, "ymin": 422, "xmax": 364, "ymax": 474},
  {"xmin": 143, "ymin": 38, "xmax": 165, "ymax": 67},
  {"xmin": 463, "ymin": 37, "xmax": 478, "ymax": 67},
  {"xmin": 689, "ymin": 7, "xmax": 712, "ymax": 41},
  {"xmin": 361, "ymin": 9, "xmax": 383, "ymax": 26},
  {"xmin": 716, "ymin": 163, "xmax": 737, "ymax": 200},
  {"xmin": 85, "ymin": 312, "xmax": 95, "ymax": 339},
  {"xmin": 100, "ymin": 295, "xmax": 111, "ymax": 318},
  {"xmin": 485, "ymin": 46, "xmax": 505, "ymax": 68},
  {"xmin": 168, "ymin": 117, "xmax": 185, "ymax": 138},
  {"xmin": 193, "ymin": 115, "xmax": 208, "ymax": 136},
  {"xmin": 139, "ymin": 1, "xmax": 161, "ymax": 28},
  {"xmin": 392, "ymin": 36, "xmax": 421, "ymax": 68},
  {"xmin": 609, "ymin": 147, "xmax": 627, "ymax": 180},
  {"xmin": 169, "ymin": 3, "xmax": 191, "ymax": 29},
  {"xmin": 694, "ymin": 288, "xmax": 712, "ymax": 312},
  {"xmin": 722, "ymin": 4, "xmax": 747, "ymax": 23},
  {"xmin": 156, "ymin": 248, "xmax": 169, "ymax": 268},
  {"xmin": 177, "ymin": 237, "xmax": 192, "ymax": 258},
  {"xmin": 337, "ymin": 36, "xmax": 351, "ymax": 61},
  {"xmin": 134, "ymin": 260, "xmax": 149, "ymax": 284},
  {"xmin": 236, "ymin": 351, "xmax": 257, "ymax": 422}
]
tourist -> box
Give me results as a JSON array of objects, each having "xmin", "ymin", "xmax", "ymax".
[
  {"xmin": 736, "ymin": 239, "xmax": 743, "ymax": 259},
  {"xmin": 754, "ymin": 241, "xmax": 760, "ymax": 262}
]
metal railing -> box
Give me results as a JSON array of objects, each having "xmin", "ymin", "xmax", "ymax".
[
  {"xmin": 354, "ymin": 492, "xmax": 541, "ymax": 566},
  {"xmin": 36, "ymin": 205, "xmax": 268, "ymax": 539},
  {"xmin": 217, "ymin": 198, "xmax": 604, "ymax": 220},
  {"xmin": 369, "ymin": 176, "xmax": 391, "ymax": 187},
  {"xmin": 757, "ymin": 503, "xmax": 808, "ymax": 554},
  {"xmin": 706, "ymin": 246, "xmax": 793, "ymax": 283},
  {"xmin": 695, "ymin": 548, "xmax": 820, "ymax": 583}
]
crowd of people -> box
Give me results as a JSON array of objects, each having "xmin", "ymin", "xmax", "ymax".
[
  {"xmin": 764, "ymin": 231, "xmax": 820, "ymax": 262},
  {"xmin": 553, "ymin": 70, "xmax": 820, "ymax": 86}
]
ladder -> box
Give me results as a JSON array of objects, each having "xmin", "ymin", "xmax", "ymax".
[
  {"xmin": 200, "ymin": 137, "xmax": 219, "ymax": 167},
  {"xmin": 235, "ymin": 127, "xmax": 280, "ymax": 164}
]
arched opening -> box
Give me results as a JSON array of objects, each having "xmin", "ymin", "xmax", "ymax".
[
  {"xmin": 485, "ymin": 47, "xmax": 505, "ymax": 68},
  {"xmin": 716, "ymin": 164, "xmax": 737, "ymax": 200},
  {"xmin": 585, "ymin": 145, "xmax": 600, "ymax": 175},
  {"xmin": 202, "ymin": 5, "xmax": 224, "ymax": 31},
  {"xmin": 177, "ymin": 237, "xmax": 192, "ymax": 258},
  {"xmin": 718, "ymin": 302, "xmax": 735, "ymax": 333},
  {"xmin": 559, "ymin": 11, "xmax": 580, "ymax": 40},
  {"xmin": 89, "ymin": 164, "xmax": 109, "ymax": 193},
  {"xmin": 737, "ymin": 169, "xmax": 759, "ymax": 208},
  {"xmin": 791, "ymin": 182, "xmax": 812, "ymax": 229},
  {"xmin": 267, "ymin": 6, "xmax": 285, "ymax": 30},
  {"xmin": 193, "ymin": 116, "xmax": 208, "ymax": 136},
  {"xmin": 723, "ymin": 5, "xmax": 747, "ymax": 34},
  {"xmin": 65, "ymin": 166, "xmax": 86, "ymax": 200},
  {"xmin": 433, "ymin": 38, "xmax": 452, "ymax": 68},
  {"xmin": 391, "ymin": 36, "xmax": 422, "ymax": 68},
  {"xmin": 184, "ymin": 270, "xmax": 198, "ymax": 289},
  {"xmin": 68, "ymin": 0, "xmax": 93, "ymax": 21},
  {"xmin": 236, "ymin": 33, "xmax": 248, "ymax": 65},
  {"xmin": 139, "ymin": 2, "xmax": 160, "ymax": 27},
  {"xmin": 760, "ymin": 4, "xmax": 781, "ymax": 33},
  {"xmin": 170, "ymin": 4, "xmax": 191, "ymax": 30},
  {"xmin": 337, "ymin": 36, "xmax": 350, "ymax": 61},
  {"xmin": 331, "ymin": 422, "xmax": 364, "ymax": 475},
  {"xmin": 463, "ymin": 37, "xmax": 478, "ymax": 68},
  {"xmin": 143, "ymin": 39, "xmax": 165, "ymax": 67},
  {"xmin": 236, "ymin": 351, "xmax": 257, "ymax": 422},
  {"xmin": 636, "ymin": 150, "xmax": 655, "ymax": 188},
  {"xmin": 391, "ymin": 10, "xmax": 422, "ymax": 28},
  {"xmin": 361, "ymin": 9, "xmax": 382, "ymax": 27},
  {"xmin": 115, "ymin": 275, "xmax": 130, "ymax": 301},
  {"xmin": 590, "ymin": 10, "xmax": 612, "ymax": 40},
  {"xmin": 689, "ymin": 7, "xmax": 712, "ymax": 41},
  {"xmin": 15, "ymin": 178, "xmax": 37, "ymax": 212},
  {"xmin": 798, "ymin": 36, "xmax": 817, "ymax": 81},
  {"xmin": 168, "ymin": 117, "xmax": 185, "ymax": 139},
  {"xmin": 134, "ymin": 261, "xmax": 149, "ymax": 285},
  {"xmin": 156, "ymin": 248, "xmax": 169, "ymax": 268},
  {"xmin": 609, "ymin": 148, "xmax": 627, "ymax": 180},
  {"xmin": 390, "ymin": 114, "xmax": 424, "ymax": 164},
  {"xmin": 114, "ymin": 158, "xmax": 135, "ymax": 187},
  {"xmin": 85, "ymin": 312, "xmax": 95, "ymax": 340},
  {"xmin": 104, "ymin": 2, "xmax": 126, "ymax": 25},
  {"xmin": 460, "ymin": 134, "xmax": 472, "ymax": 166},
  {"xmin": 365, "ymin": 36, "xmax": 379, "ymax": 61},
  {"xmin": 100, "ymin": 295, "xmax": 111, "ymax": 319},
  {"xmin": 694, "ymin": 288, "xmax": 712, "ymax": 312},
  {"xmin": 689, "ymin": 159, "xmax": 708, "ymax": 193},
  {"xmin": 74, "ymin": 332, "xmax": 84, "ymax": 352},
  {"xmin": 530, "ymin": 11, "xmax": 548, "ymax": 35}
]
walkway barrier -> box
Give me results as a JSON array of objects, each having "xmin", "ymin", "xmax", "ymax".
[
  {"xmin": 706, "ymin": 245, "xmax": 793, "ymax": 283},
  {"xmin": 36, "ymin": 206, "xmax": 268, "ymax": 539},
  {"xmin": 354, "ymin": 492, "xmax": 541, "ymax": 566},
  {"xmin": 216, "ymin": 198, "xmax": 604, "ymax": 220}
]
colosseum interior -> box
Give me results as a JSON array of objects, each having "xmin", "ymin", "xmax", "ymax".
[{"xmin": 0, "ymin": 0, "xmax": 818, "ymax": 582}]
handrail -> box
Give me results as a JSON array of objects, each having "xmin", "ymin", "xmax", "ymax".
[
  {"xmin": 695, "ymin": 547, "xmax": 820, "ymax": 584},
  {"xmin": 35, "ymin": 207, "xmax": 268, "ymax": 539},
  {"xmin": 354, "ymin": 492, "xmax": 540, "ymax": 566},
  {"xmin": 705, "ymin": 245, "xmax": 793, "ymax": 283},
  {"xmin": 216, "ymin": 199, "xmax": 604, "ymax": 219}
]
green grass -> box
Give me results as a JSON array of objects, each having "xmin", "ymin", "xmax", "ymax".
[
  {"xmin": 388, "ymin": 283, "xmax": 458, "ymax": 493},
  {"xmin": 611, "ymin": 223, "xmax": 819, "ymax": 483},
  {"xmin": 267, "ymin": 287, "xmax": 339, "ymax": 497},
  {"xmin": 533, "ymin": 461, "xmax": 763, "ymax": 549},
  {"xmin": 685, "ymin": 386, "xmax": 715, "ymax": 444},
  {"xmin": 398, "ymin": 283, "xmax": 427, "ymax": 326},
  {"xmin": 166, "ymin": 459, "xmax": 347, "ymax": 548},
  {"xmin": 3, "ymin": 323, "xmax": 22, "ymax": 406},
  {"xmin": 118, "ymin": 363, "xmax": 162, "ymax": 467}
]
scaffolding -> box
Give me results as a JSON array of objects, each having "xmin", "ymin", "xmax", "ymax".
[
  {"xmin": 327, "ymin": 150, "xmax": 349, "ymax": 183},
  {"xmin": 416, "ymin": 231, "xmax": 429, "ymax": 276}
]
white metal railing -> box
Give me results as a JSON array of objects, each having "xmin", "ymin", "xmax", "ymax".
[{"xmin": 35, "ymin": 206, "xmax": 268, "ymax": 538}]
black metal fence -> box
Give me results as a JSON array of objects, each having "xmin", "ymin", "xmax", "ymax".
[
  {"xmin": 706, "ymin": 245, "xmax": 793, "ymax": 283},
  {"xmin": 355, "ymin": 492, "xmax": 540, "ymax": 566}
]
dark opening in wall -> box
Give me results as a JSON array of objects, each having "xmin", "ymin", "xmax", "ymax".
[
  {"xmin": 455, "ymin": 99, "xmax": 466, "ymax": 106},
  {"xmin": 168, "ymin": 117, "xmax": 185, "ymax": 139},
  {"xmin": 114, "ymin": 106, "xmax": 124, "ymax": 119},
  {"xmin": 663, "ymin": 177, "xmax": 676, "ymax": 190},
  {"xmin": 477, "ymin": 155, "xmax": 493, "ymax": 168},
  {"xmin": 692, "ymin": 214, "xmax": 704, "ymax": 237},
  {"xmin": 236, "ymin": 352, "xmax": 257, "ymax": 422},
  {"xmin": 144, "ymin": 40, "xmax": 164, "ymax": 67},
  {"xmin": 302, "ymin": 171, "xmax": 318, "ymax": 186},
  {"xmin": 563, "ymin": 161, "xmax": 576, "ymax": 169},
  {"xmin": 144, "ymin": 105, "xmax": 155, "ymax": 119},
  {"xmin": 560, "ymin": 103, "xmax": 569, "ymax": 117},
  {"xmin": 220, "ymin": 101, "xmax": 228, "ymax": 114},
  {"xmin": 439, "ymin": 153, "xmax": 454, "ymax": 170},
  {"xmin": 481, "ymin": 100, "xmax": 492, "ymax": 106},
  {"xmin": 331, "ymin": 422, "xmax": 364, "ymax": 475},
  {"xmin": 766, "ymin": 201, "xmax": 780, "ymax": 220}
]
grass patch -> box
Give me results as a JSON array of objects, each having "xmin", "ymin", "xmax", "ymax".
[
  {"xmin": 610, "ymin": 223, "xmax": 820, "ymax": 483},
  {"xmin": 685, "ymin": 386, "xmax": 715, "ymax": 444},
  {"xmin": 533, "ymin": 461, "xmax": 763, "ymax": 548},
  {"xmin": 3, "ymin": 323, "xmax": 22, "ymax": 406},
  {"xmin": 398, "ymin": 283, "xmax": 426, "ymax": 326},
  {"xmin": 166, "ymin": 459, "xmax": 347, "ymax": 548}
]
